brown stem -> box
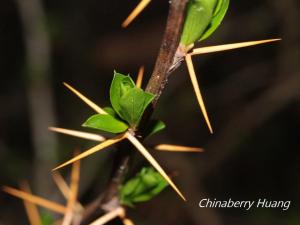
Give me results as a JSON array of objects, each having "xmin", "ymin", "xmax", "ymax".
[{"xmin": 145, "ymin": 0, "xmax": 187, "ymax": 106}]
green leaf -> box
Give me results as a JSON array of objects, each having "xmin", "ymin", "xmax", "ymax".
[
  {"xmin": 180, "ymin": 0, "xmax": 229, "ymax": 46},
  {"xmin": 110, "ymin": 71, "xmax": 135, "ymax": 118},
  {"xmin": 82, "ymin": 114, "xmax": 128, "ymax": 134},
  {"xmin": 120, "ymin": 177, "xmax": 141, "ymax": 196},
  {"xmin": 119, "ymin": 167, "xmax": 169, "ymax": 207},
  {"xmin": 199, "ymin": 0, "xmax": 230, "ymax": 41},
  {"xmin": 41, "ymin": 211, "xmax": 54, "ymax": 225},
  {"xmin": 103, "ymin": 106, "xmax": 117, "ymax": 117},
  {"xmin": 144, "ymin": 120, "xmax": 166, "ymax": 138},
  {"xmin": 180, "ymin": 0, "xmax": 217, "ymax": 46},
  {"xmin": 119, "ymin": 87, "xmax": 154, "ymax": 128}
]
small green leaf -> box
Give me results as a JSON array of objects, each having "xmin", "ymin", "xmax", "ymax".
[
  {"xmin": 199, "ymin": 0, "xmax": 230, "ymax": 41},
  {"xmin": 119, "ymin": 87, "xmax": 154, "ymax": 128},
  {"xmin": 110, "ymin": 71, "xmax": 135, "ymax": 118},
  {"xmin": 180, "ymin": 0, "xmax": 229, "ymax": 46},
  {"xmin": 109, "ymin": 72, "xmax": 155, "ymax": 128},
  {"xmin": 121, "ymin": 177, "xmax": 141, "ymax": 196},
  {"xmin": 41, "ymin": 211, "xmax": 54, "ymax": 225},
  {"xmin": 82, "ymin": 114, "xmax": 128, "ymax": 133},
  {"xmin": 103, "ymin": 106, "xmax": 117, "ymax": 117},
  {"xmin": 144, "ymin": 120, "xmax": 166, "ymax": 138},
  {"xmin": 119, "ymin": 167, "xmax": 169, "ymax": 207},
  {"xmin": 180, "ymin": 0, "xmax": 217, "ymax": 46}
]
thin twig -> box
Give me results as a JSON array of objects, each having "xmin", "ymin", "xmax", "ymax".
[
  {"xmin": 2, "ymin": 186, "xmax": 67, "ymax": 214},
  {"xmin": 62, "ymin": 151, "xmax": 81, "ymax": 225},
  {"xmin": 122, "ymin": 0, "xmax": 152, "ymax": 28},
  {"xmin": 20, "ymin": 182, "xmax": 41, "ymax": 225}
]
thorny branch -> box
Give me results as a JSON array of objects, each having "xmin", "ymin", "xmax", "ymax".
[{"xmin": 81, "ymin": 0, "xmax": 188, "ymax": 223}]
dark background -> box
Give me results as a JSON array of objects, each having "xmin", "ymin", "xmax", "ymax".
[{"xmin": 0, "ymin": 0, "xmax": 299, "ymax": 224}]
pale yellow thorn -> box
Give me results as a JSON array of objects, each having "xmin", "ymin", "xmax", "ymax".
[
  {"xmin": 121, "ymin": 218, "xmax": 135, "ymax": 225},
  {"xmin": 69, "ymin": 152, "xmax": 80, "ymax": 205},
  {"xmin": 62, "ymin": 152, "xmax": 81, "ymax": 225},
  {"xmin": 125, "ymin": 132, "xmax": 186, "ymax": 201},
  {"xmin": 52, "ymin": 172, "xmax": 71, "ymax": 200},
  {"xmin": 53, "ymin": 133, "xmax": 127, "ymax": 171},
  {"xmin": 191, "ymin": 39, "xmax": 281, "ymax": 56},
  {"xmin": 63, "ymin": 82, "xmax": 107, "ymax": 115},
  {"xmin": 136, "ymin": 66, "xmax": 144, "ymax": 88},
  {"xmin": 52, "ymin": 171, "xmax": 84, "ymax": 211},
  {"xmin": 89, "ymin": 207, "xmax": 125, "ymax": 225},
  {"xmin": 122, "ymin": 0, "xmax": 151, "ymax": 28},
  {"xmin": 185, "ymin": 54, "xmax": 213, "ymax": 134},
  {"xmin": 49, "ymin": 127, "xmax": 106, "ymax": 142},
  {"xmin": 62, "ymin": 212, "xmax": 73, "ymax": 225},
  {"xmin": 154, "ymin": 144, "xmax": 204, "ymax": 152},
  {"xmin": 20, "ymin": 182, "xmax": 41, "ymax": 225},
  {"xmin": 117, "ymin": 207, "xmax": 134, "ymax": 225},
  {"xmin": 2, "ymin": 186, "xmax": 67, "ymax": 214}
]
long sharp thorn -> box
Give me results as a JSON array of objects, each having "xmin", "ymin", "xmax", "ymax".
[
  {"xmin": 191, "ymin": 39, "xmax": 281, "ymax": 55},
  {"xmin": 2, "ymin": 186, "xmax": 67, "ymax": 214},
  {"xmin": 122, "ymin": 0, "xmax": 151, "ymax": 28},
  {"xmin": 136, "ymin": 66, "xmax": 144, "ymax": 88},
  {"xmin": 69, "ymin": 151, "xmax": 80, "ymax": 205},
  {"xmin": 52, "ymin": 171, "xmax": 71, "ymax": 199},
  {"xmin": 63, "ymin": 82, "xmax": 107, "ymax": 114},
  {"xmin": 125, "ymin": 132, "xmax": 186, "ymax": 201},
  {"xmin": 49, "ymin": 127, "xmax": 105, "ymax": 142},
  {"xmin": 20, "ymin": 182, "xmax": 41, "ymax": 225},
  {"xmin": 62, "ymin": 151, "xmax": 81, "ymax": 225},
  {"xmin": 90, "ymin": 207, "xmax": 125, "ymax": 225},
  {"xmin": 117, "ymin": 207, "xmax": 132, "ymax": 225},
  {"xmin": 155, "ymin": 144, "xmax": 204, "ymax": 152},
  {"xmin": 185, "ymin": 54, "xmax": 213, "ymax": 134},
  {"xmin": 122, "ymin": 218, "xmax": 135, "ymax": 225},
  {"xmin": 62, "ymin": 212, "xmax": 73, "ymax": 225},
  {"xmin": 53, "ymin": 134, "xmax": 126, "ymax": 171},
  {"xmin": 52, "ymin": 172, "xmax": 84, "ymax": 210}
]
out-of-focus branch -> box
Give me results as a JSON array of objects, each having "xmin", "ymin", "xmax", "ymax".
[{"xmin": 15, "ymin": 0, "xmax": 58, "ymax": 196}]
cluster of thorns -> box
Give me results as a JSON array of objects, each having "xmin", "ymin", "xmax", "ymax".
[{"xmin": 2, "ymin": 1, "xmax": 280, "ymax": 224}]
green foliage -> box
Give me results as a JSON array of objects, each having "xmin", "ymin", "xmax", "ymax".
[
  {"xmin": 119, "ymin": 167, "xmax": 169, "ymax": 207},
  {"xmin": 180, "ymin": 0, "xmax": 230, "ymax": 46},
  {"xmin": 82, "ymin": 114, "xmax": 128, "ymax": 133},
  {"xmin": 110, "ymin": 72, "xmax": 135, "ymax": 118},
  {"xmin": 82, "ymin": 72, "xmax": 159, "ymax": 134},
  {"xmin": 103, "ymin": 106, "xmax": 117, "ymax": 117},
  {"xmin": 119, "ymin": 87, "xmax": 154, "ymax": 128},
  {"xmin": 200, "ymin": 0, "xmax": 230, "ymax": 41},
  {"xmin": 110, "ymin": 72, "xmax": 155, "ymax": 128},
  {"xmin": 144, "ymin": 120, "xmax": 166, "ymax": 138},
  {"xmin": 41, "ymin": 211, "xmax": 54, "ymax": 225}
]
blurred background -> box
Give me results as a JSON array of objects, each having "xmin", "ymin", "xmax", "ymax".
[{"xmin": 0, "ymin": 0, "xmax": 299, "ymax": 224}]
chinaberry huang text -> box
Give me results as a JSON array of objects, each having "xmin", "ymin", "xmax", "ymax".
[{"xmin": 199, "ymin": 198, "xmax": 290, "ymax": 211}]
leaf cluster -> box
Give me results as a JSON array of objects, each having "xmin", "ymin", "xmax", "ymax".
[
  {"xmin": 119, "ymin": 167, "xmax": 169, "ymax": 207},
  {"xmin": 83, "ymin": 72, "xmax": 165, "ymax": 136}
]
